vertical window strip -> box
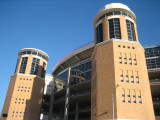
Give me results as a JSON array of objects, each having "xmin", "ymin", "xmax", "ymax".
[
  {"xmin": 41, "ymin": 62, "xmax": 46, "ymax": 78},
  {"xmin": 19, "ymin": 57, "xmax": 28, "ymax": 74},
  {"xmin": 122, "ymin": 88, "xmax": 125, "ymax": 103},
  {"xmin": 118, "ymin": 52, "xmax": 122, "ymax": 64},
  {"xmin": 97, "ymin": 23, "xmax": 103, "ymax": 43},
  {"xmin": 136, "ymin": 71, "xmax": 139, "ymax": 83},
  {"xmin": 30, "ymin": 58, "xmax": 40, "ymax": 75},
  {"xmin": 109, "ymin": 18, "xmax": 121, "ymax": 39},
  {"xmin": 138, "ymin": 90, "xmax": 142, "ymax": 104},
  {"xmin": 126, "ymin": 20, "xmax": 136, "ymax": 41},
  {"xmin": 130, "ymin": 70, "xmax": 134, "ymax": 83},
  {"xmin": 120, "ymin": 69, "xmax": 123, "ymax": 82},
  {"xmin": 126, "ymin": 70, "xmax": 129, "ymax": 83}
]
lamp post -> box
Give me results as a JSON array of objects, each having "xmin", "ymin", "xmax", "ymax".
[{"xmin": 112, "ymin": 84, "xmax": 120, "ymax": 120}]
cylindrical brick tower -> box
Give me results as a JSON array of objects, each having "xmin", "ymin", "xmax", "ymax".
[
  {"xmin": 1, "ymin": 48, "xmax": 49, "ymax": 120},
  {"xmin": 91, "ymin": 3, "xmax": 155, "ymax": 120}
]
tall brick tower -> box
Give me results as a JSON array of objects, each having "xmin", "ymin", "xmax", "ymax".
[
  {"xmin": 91, "ymin": 3, "xmax": 155, "ymax": 120},
  {"xmin": 1, "ymin": 48, "xmax": 49, "ymax": 120}
]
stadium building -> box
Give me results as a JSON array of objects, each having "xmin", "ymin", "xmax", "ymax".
[
  {"xmin": 41, "ymin": 3, "xmax": 159, "ymax": 120},
  {"xmin": 1, "ymin": 3, "xmax": 160, "ymax": 120}
]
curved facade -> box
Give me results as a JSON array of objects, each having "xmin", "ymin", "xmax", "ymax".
[
  {"xmin": 94, "ymin": 3, "xmax": 138, "ymax": 44},
  {"xmin": 2, "ymin": 3, "xmax": 159, "ymax": 120},
  {"xmin": 1, "ymin": 48, "xmax": 49, "ymax": 120},
  {"xmin": 47, "ymin": 43, "xmax": 94, "ymax": 120}
]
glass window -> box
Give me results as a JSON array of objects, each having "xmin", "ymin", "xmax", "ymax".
[
  {"xmin": 97, "ymin": 23, "xmax": 103, "ymax": 43},
  {"xmin": 42, "ymin": 55, "xmax": 46, "ymax": 59},
  {"xmin": 114, "ymin": 11, "xmax": 121, "ymax": 15},
  {"xmin": 19, "ymin": 57, "xmax": 28, "ymax": 74},
  {"xmin": 30, "ymin": 58, "xmax": 40, "ymax": 75},
  {"xmin": 109, "ymin": 18, "xmax": 121, "ymax": 39},
  {"xmin": 96, "ymin": 11, "xmax": 132, "ymax": 23},
  {"xmin": 122, "ymin": 12, "xmax": 127, "ymax": 16},
  {"xmin": 27, "ymin": 51, "xmax": 31, "ymax": 54},
  {"xmin": 126, "ymin": 20, "xmax": 136, "ymax": 41},
  {"xmin": 41, "ymin": 62, "xmax": 46, "ymax": 78},
  {"xmin": 22, "ymin": 51, "xmax": 26, "ymax": 55},
  {"xmin": 38, "ymin": 53, "xmax": 42, "ymax": 57},
  {"xmin": 32, "ymin": 52, "xmax": 37, "ymax": 55},
  {"xmin": 105, "ymin": 12, "xmax": 113, "ymax": 17},
  {"xmin": 3, "ymin": 114, "xmax": 8, "ymax": 117}
]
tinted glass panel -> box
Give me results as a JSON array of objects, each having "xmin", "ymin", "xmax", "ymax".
[
  {"xmin": 30, "ymin": 58, "xmax": 40, "ymax": 75},
  {"xmin": 27, "ymin": 51, "xmax": 31, "ymax": 54},
  {"xmin": 32, "ymin": 52, "xmax": 37, "ymax": 55},
  {"xmin": 109, "ymin": 18, "xmax": 121, "ymax": 39},
  {"xmin": 114, "ymin": 11, "xmax": 121, "ymax": 15},
  {"xmin": 126, "ymin": 20, "xmax": 136, "ymax": 41},
  {"xmin": 145, "ymin": 46, "xmax": 160, "ymax": 58},
  {"xmin": 57, "ymin": 59, "xmax": 92, "ymax": 82},
  {"xmin": 146, "ymin": 58, "xmax": 160, "ymax": 69},
  {"xmin": 19, "ymin": 57, "xmax": 28, "ymax": 74},
  {"xmin": 97, "ymin": 23, "xmax": 103, "ymax": 43}
]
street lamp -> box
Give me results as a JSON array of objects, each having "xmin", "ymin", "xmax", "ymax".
[{"xmin": 112, "ymin": 84, "xmax": 120, "ymax": 120}]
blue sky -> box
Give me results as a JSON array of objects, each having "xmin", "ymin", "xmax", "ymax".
[{"xmin": 0, "ymin": 0, "xmax": 160, "ymax": 114}]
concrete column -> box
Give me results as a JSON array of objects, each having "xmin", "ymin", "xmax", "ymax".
[
  {"xmin": 63, "ymin": 68, "xmax": 71, "ymax": 120},
  {"xmin": 75, "ymin": 102, "xmax": 79, "ymax": 120},
  {"xmin": 48, "ymin": 77, "xmax": 56, "ymax": 120}
]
